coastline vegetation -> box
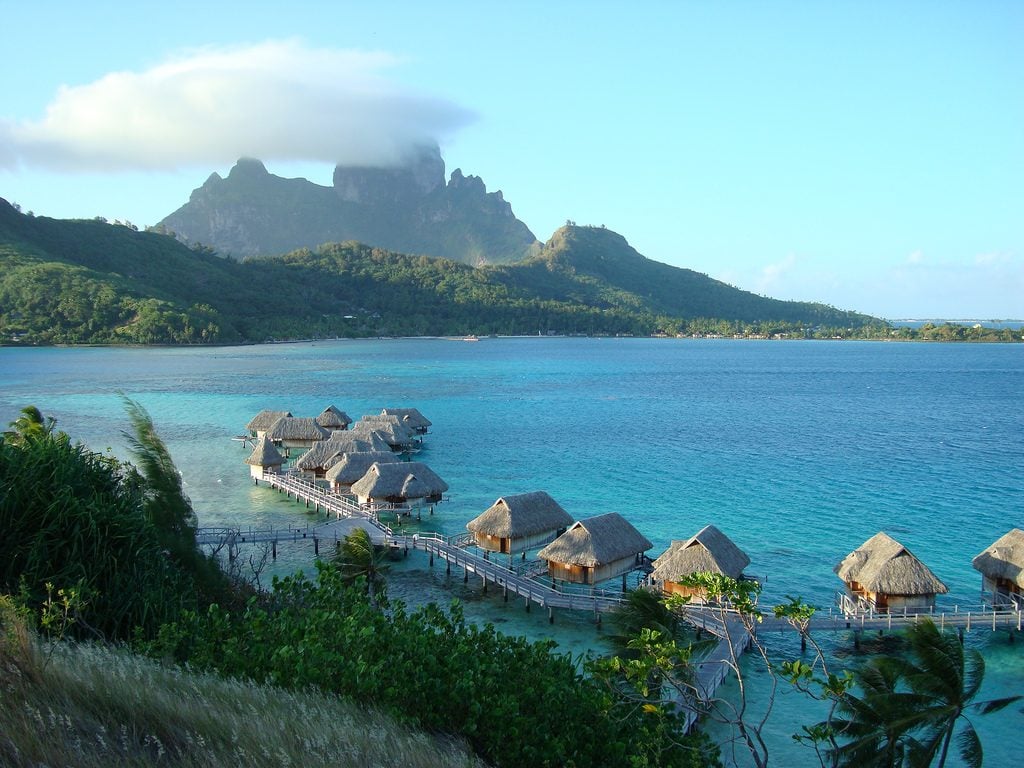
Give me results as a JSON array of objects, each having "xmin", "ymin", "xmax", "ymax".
[
  {"xmin": 2, "ymin": 404, "xmax": 1018, "ymax": 767},
  {"xmin": 0, "ymin": 405, "xmax": 718, "ymax": 768},
  {"xmin": 8, "ymin": 198, "xmax": 1013, "ymax": 347}
]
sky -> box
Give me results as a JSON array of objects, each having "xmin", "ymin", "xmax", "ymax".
[{"xmin": 1, "ymin": 1, "xmax": 1021, "ymax": 320}]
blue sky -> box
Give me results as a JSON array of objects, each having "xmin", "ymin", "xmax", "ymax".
[{"xmin": 1, "ymin": 1, "xmax": 1021, "ymax": 319}]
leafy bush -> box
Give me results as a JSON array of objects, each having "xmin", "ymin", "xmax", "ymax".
[{"xmin": 145, "ymin": 563, "xmax": 718, "ymax": 768}]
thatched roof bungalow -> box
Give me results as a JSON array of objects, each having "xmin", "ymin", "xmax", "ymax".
[
  {"xmin": 316, "ymin": 405, "xmax": 352, "ymax": 432},
  {"xmin": 246, "ymin": 409, "xmax": 292, "ymax": 439},
  {"xmin": 244, "ymin": 436, "xmax": 285, "ymax": 481},
  {"xmin": 651, "ymin": 525, "xmax": 751, "ymax": 602},
  {"xmin": 972, "ymin": 528, "xmax": 1024, "ymax": 608},
  {"xmin": 352, "ymin": 416, "xmax": 415, "ymax": 451},
  {"xmin": 266, "ymin": 416, "xmax": 330, "ymax": 455},
  {"xmin": 537, "ymin": 512, "xmax": 653, "ymax": 586},
  {"xmin": 466, "ymin": 491, "xmax": 573, "ymax": 555},
  {"xmin": 325, "ymin": 431, "xmax": 392, "ymax": 454},
  {"xmin": 835, "ymin": 532, "xmax": 948, "ymax": 613},
  {"xmin": 382, "ymin": 407, "xmax": 431, "ymax": 434},
  {"xmin": 325, "ymin": 451, "xmax": 402, "ymax": 492},
  {"xmin": 293, "ymin": 441, "xmax": 346, "ymax": 478},
  {"xmin": 350, "ymin": 461, "xmax": 449, "ymax": 506}
]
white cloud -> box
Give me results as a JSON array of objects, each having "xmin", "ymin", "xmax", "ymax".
[
  {"xmin": 753, "ymin": 253, "xmax": 797, "ymax": 295},
  {"xmin": 0, "ymin": 40, "xmax": 475, "ymax": 172}
]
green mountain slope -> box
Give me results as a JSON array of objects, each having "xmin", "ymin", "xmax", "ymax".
[
  {"xmin": 494, "ymin": 225, "xmax": 872, "ymax": 326},
  {"xmin": 0, "ymin": 198, "xmax": 884, "ymax": 345}
]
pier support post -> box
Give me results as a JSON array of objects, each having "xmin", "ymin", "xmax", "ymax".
[
  {"xmin": 525, "ymin": 597, "xmax": 531, "ymax": 613},
  {"xmin": 854, "ymin": 630, "xmax": 861, "ymax": 650},
  {"xmin": 446, "ymin": 561, "xmax": 451, "ymax": 575},
  {"xmin": 464, "ymin": 567, "xmax": 469, "ymax": 584},
  {"xmin": 272, "ymin": 541, "xmax": 277, "ymax": 560},
  {"xmin": 548, "ymin": 607, "xmax": 554, "ymax": 625},
  {"xmin": 313, "ymin": 537, "xmax": 319, "ymax": 556},
  {"xmin": 503, "ymin": 584, "xmax": 508, "ymax": 602},
  {"xmin": 429, "ymin": 553, "xmax": 434, "ymax": 567}
]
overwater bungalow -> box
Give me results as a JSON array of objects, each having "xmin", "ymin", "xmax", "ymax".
[
  {"xmin": 325, "ymin": 451, "xmax": 402, "ymax": 493},
  {"xmin": 349, "ymin": 461, "xmax": 449, "ymax": 507},
  {"xmin": 293, "ymin": 441, "xmax": 347, "ymax": 479},
  {"xmin": 316, "ymin": 405, "xmax": 352, "ymax": 433},
  {"xmin": 246, "ymin": 409, "xmax": 292, "ymax": 439},
  {"xmin": 244, "ymin": 436, "xmax": 285, "ymax": 481},
  {"xmin": 381, "ymin": 407, "xmax": 431, "ymax": 435},
  {"xmin": 265, "ymin": 416, "xmax": 330, "ymax": 455},
  {"xmin": 972, "ymin": 528, "xmax": 1024, "ymax": 609},
  {"xmin": 325, "ymin": 430, "xmax": 392, "ymax": 454},
  {"xmin": 537, "ymin": 512, "xmax": 653, "ymax": 587},
  {"xmin": 352, "ymin": 416, "xmax": 416, "ymax": 451},
  {"xmin": 650, "ymin": 524, "xmax": 751, "ymax": 603},
  {"xmin": 834, "ymin": 531, "xmax": 948, "ymax": 614},
  {"xmin": 466, "ymin": 491, "xmax": 573, "ymax": 556}
]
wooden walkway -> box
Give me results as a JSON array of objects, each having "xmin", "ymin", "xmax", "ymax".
[{"xmin": 215, "ymin": 469, "xmax": 1022, "ymax": 735}]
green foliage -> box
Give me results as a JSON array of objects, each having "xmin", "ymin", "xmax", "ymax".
[
  {"xmin": 1, "ymin": 628, "xmax": 490, "ymax": 768},
  {"xmin": 0, "ymin": 199, "xmax": 924, "ymax": 346},
  {"xmin": 144, "ymin": 562, "xmax": 717, "ymax": 768},
  {"xmin": 0, "ymin": 404, "xmax": 233, "ymax": 640},
  {"xmin": 827, "ymin": 620, "xmax": 1022, "ymax": 768}
]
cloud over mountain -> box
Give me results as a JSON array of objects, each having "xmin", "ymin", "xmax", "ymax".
[{"xmin": 0, "ymin": 40, "xmax": 474, "ymax": 172}]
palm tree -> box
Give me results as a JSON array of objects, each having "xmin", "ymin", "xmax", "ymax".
[
  {"xmin": 3, "ymin": 405, "xmax": 57, "ymax": 446},
  {"xmin": 333, "ymin": 527, "xmax": 390, "ymax": 608},
  {"xmin": 121, "ymin": 397, "xmax": 198, "ymax": 559},
  {"xmin": 830, "ymin": 657, "xmax": 929, "ymax": 767},
  {"xmin": 607, "ymin": 587, "xmax": 691, "ymax": 656},
  {"xmin": 831, "ymin": 619, "xmax": 1021, "ymax": 768},
  {"xmin": 902, "ymin": 619, "xmax": 1021, "ymax": 768}
]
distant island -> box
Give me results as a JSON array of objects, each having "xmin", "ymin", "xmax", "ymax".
[{"xmin": 1, "ymin": 177, "xmax": 1019, "ymax": 346}]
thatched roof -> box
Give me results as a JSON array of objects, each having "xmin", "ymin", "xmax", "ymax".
[
  {"xmin": 350, "ymin": 461, "xmax": 449, "ymax": 501},
  {"xmin": 834, "ymin": 532, "xmax": 948, "ymax": 596},
  {"xmin": 351, "ymin": 418, "xmax": 414, "ymax": 448},
  {"xmin": 325, "ymin": 451, "xmax": 402, "ymax": 485},
  {"xmin": 316, "ymin": 405, "xmax": 352, "ymax": 430},
  {"xmin": 293, "ymin": 441, "xmax": 346, "ymax": 471},
  {"xmin": 246, "ymin": 409, "xmax": 292, "ymax": 432},
  {"xmin": 324, "ymin": 431, "xmax": 391, "ymax": 454},
  {"xmin": 537, "ymin": 512, "xmax": 653, "ymax": 568},
  {"xmin": 466, "ymin": 491, "xmax": 573, "ymax": 538},
  {"xmin": 266, "ymin": 417, "xmax": 330, "ymax": 442},
  {"xmin": 972, "ymin": 528, "xmax": 1024, "ymax": 588},
  {"xmin": 244, "ymin": 436, "xmax": 285, "ymax": 467},
  {"xmin": 382, "ymin": 407, "xmax": 432, "ymax": 430},
  {"xmin": 652, "ymin": 524, "xmax": 750, "ymax": 582}
]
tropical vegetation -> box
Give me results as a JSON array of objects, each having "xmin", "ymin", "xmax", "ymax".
[
  {"xmin": 0, "ymin": 198, "xmax": 936, "ymax": 346},
  {"xmin": 0, "ymin": 405, "xmax": 718, "ymax": 768}
]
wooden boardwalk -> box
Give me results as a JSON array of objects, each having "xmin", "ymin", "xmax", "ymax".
[{"xmin": 216, "ymin": 469, "xmax": 1022, "ymax": 734}]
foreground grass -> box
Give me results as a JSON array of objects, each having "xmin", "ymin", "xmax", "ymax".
[{"xmin": 0, "ymin": 636, "xmax": 486, "ymax": 768}]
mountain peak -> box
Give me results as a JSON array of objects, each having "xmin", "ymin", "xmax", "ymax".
[
  {"xmin": 160, "ymin": 148, "xmax": 539, "ymax": 264},
  {"xmin": 333, "ymin": 143, "xmax": 445, "ymax": 204},
  {"xmin": 227, "ymin": 157, "xmax": 269, "ymax": 179}
]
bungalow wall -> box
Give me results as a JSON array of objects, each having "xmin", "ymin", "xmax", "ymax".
[
  {"xmin": 546, "ymin": 555, "xmax": 639, "ymax": 585},
  {"xmin": 249, "ymin": 464, "xmax": 280, "ymax": 481},
  {"xmin": 663, "ymin": 579, "xmax": 712, "ymax": 603},
  {"xmin": 843, "ymin": 583, "xmax": 936, "ymax": 613},
  {"xmin": 982, "ymin": 575, "xmax": 1023, "ymax": 604},
  {"xmin": 473, "ymin": 530, "xmax": 562, "ymax": 554}
]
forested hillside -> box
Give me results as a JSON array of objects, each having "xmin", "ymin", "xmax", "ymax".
[{"xmin": 0, "ymin": 198, "xmax": 888, "ymax": 345}]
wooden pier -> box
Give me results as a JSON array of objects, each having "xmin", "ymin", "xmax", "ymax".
[{"xmin": 220, "ymin": 468, "xmax": 1022, "ymax": 735}]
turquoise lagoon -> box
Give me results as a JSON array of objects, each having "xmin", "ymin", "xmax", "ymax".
[{"xmin": 2, "ymin": 337, "xmax": 1021, "ymax": 765}]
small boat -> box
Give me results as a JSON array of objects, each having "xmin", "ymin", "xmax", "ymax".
[{"xmin": 462, "ymin": 335, "xmax": 479, "ymax": 342}]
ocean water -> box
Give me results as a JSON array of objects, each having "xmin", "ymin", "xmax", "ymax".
[{"xmin": 2, "ymin": 337, "xmax": 1021, "ymax": 765}]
